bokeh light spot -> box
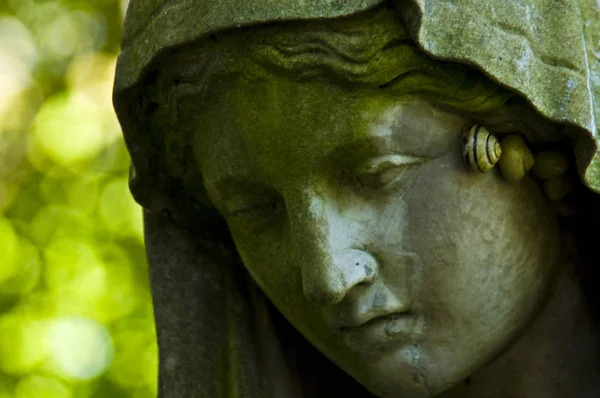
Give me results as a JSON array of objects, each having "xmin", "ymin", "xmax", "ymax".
[
  {"xmin": 0, "ymin": 0, "xmax": 158, "ymax": 395},
  {"xmin": 0, "ymin": 314, "xmax": 48, "ymax": 375},
  {"xmin": 46, "ymin": 317, "xmax": 113, "ymax": 381},
  {"xmin": 65, "ymin": 176, "xmax": 101, "ymax": 213},
  {"xmin": 108, "ymin": 322, "xmax": 158, "ymax": 389},
  {"xmin": 0, "ymin": 17, "xmax": 35, "ymax": 114},
  {"xmin": 0, "ymin": 237, "xmax": 41, "ymax": 297},
  {"xmin": 15, "ymin": 375, "xmax": 71, "ymax": 398},
  {"xmin": 0, "ymin": 217, "xmax": 19, "ymax": 283},
  {"xmin": 35, "ymin": 5, "xmax": 106, "ymax": 62},
  {"xmin": 32, "ymin": 92, "xmax": 109, "ymax": 167},
  {"xmin": 99, "ymin": 178, "xmax": 143, "ymax": 239},
  {"xmin": 67, "ymin": 53, "xmax": 118, "ymax": 112},
  {"xmin": 30, "ymin": 205, "xmax": 93, "ymax": 246},
  {"xmin": 43, "ymin": 238, "xmax": 103, "ymax": 290}
]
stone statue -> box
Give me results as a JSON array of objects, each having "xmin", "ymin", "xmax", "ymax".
[{"xmin": 113, "ymin": 1, "xmax": 600, "ymax": 397}]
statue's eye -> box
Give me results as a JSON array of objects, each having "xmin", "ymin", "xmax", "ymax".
[
  {"xmin": 229, "ymin": 201, "xmax": 284, "ymax": 217},
  {"xmin": 225, "ymin": 198, "xmax": 286, "ymax": 232},
  {"xmin": 355, "ymin": 154, "xmax": 425, "ymax": 189}
]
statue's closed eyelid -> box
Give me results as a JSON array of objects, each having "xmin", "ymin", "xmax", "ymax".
[
  {"xmin": 225, "ymin": 199, "xmax": 274, "ymax": 217},
  {"xmin": 355, "ymin": 154, "xmax": 426, "ymax": 174},
  {"xmin": 354, "ymin": 154, "xmax": 427, "ymax": 189},
  {"xmin": 222, "ymin": 194, "xmax": 287, "ymax": 235},
  {"xmin": 222, "ymin": 192, "xmax": 285, "ymax": 217}
]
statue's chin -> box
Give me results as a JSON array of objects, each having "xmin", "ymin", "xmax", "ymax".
[{"xmin": 341, "ymin": 344, "xmax": 473, "ymax": 398}]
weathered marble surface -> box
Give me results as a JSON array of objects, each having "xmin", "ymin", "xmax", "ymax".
[
  {"xmin": 400, "ymin": 0, "xmax": 600, "ymax": 190},
  {"xmin": 115, "ymin": 0, "xmax": 600, "ymax": 200},
  {"xmin": 113, "ymin": 1, "xmax": 600, "ymax": 397}
]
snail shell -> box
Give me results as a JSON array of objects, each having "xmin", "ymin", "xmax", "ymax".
[
  {"xmin": 498, "ymin": 135, "xmax": 535, "ymax": 181},
  {"xmin": 461, "ymin": 124, "xmax": 502, "ymax": 172},
  {"xmin": 543, "ymin": 176, "xmax": 573, "ymax": 201},
  {"xmin": 532, "ymin": 151, "xmax": 568, "ymax": 179}
]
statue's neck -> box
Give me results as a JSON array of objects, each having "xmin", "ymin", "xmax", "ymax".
[{"xmin": 441, "ymin": 259, "xmax": 600, "ymax": 398}]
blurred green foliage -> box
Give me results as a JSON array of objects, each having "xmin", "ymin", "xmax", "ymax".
[{"xmin": 0, "ymin": 0, "xmax": 158, "ymax": 396}]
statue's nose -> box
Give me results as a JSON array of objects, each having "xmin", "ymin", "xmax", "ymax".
[
  {"xmin": 291, "ymin": 189, "xmax": 379, "ymax": 306},
  {"xmin": 302, "ymin": 248, "xmax": 379, "ymax": 305}
]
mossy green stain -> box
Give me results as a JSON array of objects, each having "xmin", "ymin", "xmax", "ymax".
[{"xmin": 161, "ymin": 4, "xmax": 518, "ymax": 215}]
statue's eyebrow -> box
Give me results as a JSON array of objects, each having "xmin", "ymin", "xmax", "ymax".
[
  {"xmin": 323, "ymin": 135, "xmax": 393, "ymax": 167},
  {"xmin": 207, "ymin": 135, "xmax": 395, "ymax": 197}
]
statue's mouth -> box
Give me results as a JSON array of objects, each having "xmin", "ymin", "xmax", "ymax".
[{"xmin": 338, "ymin": 311, "xmax": 417, "ymax": 353}]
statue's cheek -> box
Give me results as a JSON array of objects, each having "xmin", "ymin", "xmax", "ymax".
[{"xmin": 401, "ymin": 151, "xmax": 558, "ymax": 325}]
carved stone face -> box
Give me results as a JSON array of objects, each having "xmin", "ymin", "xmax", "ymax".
[{"xmin": 195, "ymin": 76, "xmax": 560, "ymax": 397}]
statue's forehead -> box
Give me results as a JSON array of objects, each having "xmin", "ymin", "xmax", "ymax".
[{"xmin": 196, "ymin": 78, "xmax": 465, "ymax": 193}]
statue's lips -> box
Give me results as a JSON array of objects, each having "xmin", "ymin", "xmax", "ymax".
[{"xmin": 340, "ymin": 312, "xmax": 416, "ymax": 352}]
